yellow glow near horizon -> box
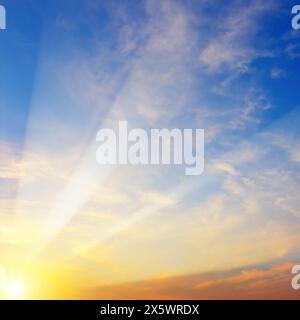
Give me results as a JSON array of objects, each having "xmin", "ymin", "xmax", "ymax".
[{"xmin": 5, "ymin": 279, "xmax": 25, "ymax": 300}]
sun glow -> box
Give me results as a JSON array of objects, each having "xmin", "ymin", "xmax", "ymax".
[{"xmin": 5, "ymin": 279, "xmax": 25, "ymax": 300}]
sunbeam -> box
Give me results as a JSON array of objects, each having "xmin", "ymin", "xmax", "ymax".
[{"xmin": 1, "ymin": 0, "xmax": 300, "ymax": 300}]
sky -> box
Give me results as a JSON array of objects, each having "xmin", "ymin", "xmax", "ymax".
[{"xmin": 0, "ymin": 0, "xmax": 300, "ymax": 299}]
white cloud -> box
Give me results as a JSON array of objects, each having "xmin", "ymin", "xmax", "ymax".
[
  {"xmin": 270, "ymin": 68, "xmax": 286, "ymax": 79},
  {"xmin": 199, "ymin": 0, "xmax": 276, "ymax": 72}
]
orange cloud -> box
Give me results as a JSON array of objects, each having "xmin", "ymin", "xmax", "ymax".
[{"xmin": 80, "ymin": 262, "xmax": 300, "ymax": 300}]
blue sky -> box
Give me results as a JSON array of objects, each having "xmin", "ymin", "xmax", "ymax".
[
  {"xmin": 1, "ymin": 0, "xmax": 300, "ymax": 299},
  {"xmin": 1, "ymin": 0, "xmax": 300, "ymax": 144}
]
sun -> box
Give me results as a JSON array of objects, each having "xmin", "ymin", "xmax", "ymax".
[{"xmin": 5, "ymin": 279, "xmax": 25, "ymax": 300}]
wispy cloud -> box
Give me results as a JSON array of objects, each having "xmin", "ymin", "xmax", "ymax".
[
  {"xmin": 199, "ymin": 0, "xmax": 276, "ymax": 73},
  {"xmin": 82, "ymin": 262, "xmax": 297, "ymax": 300}
]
